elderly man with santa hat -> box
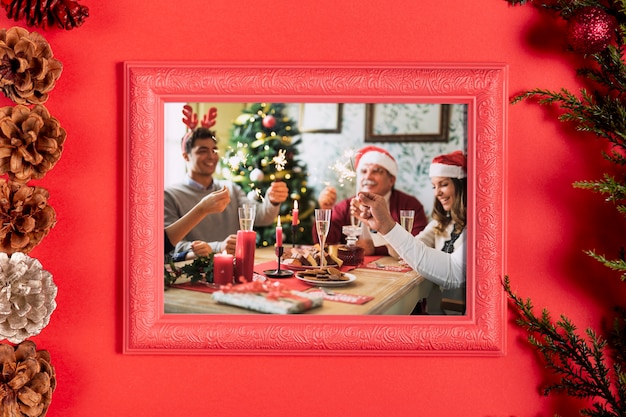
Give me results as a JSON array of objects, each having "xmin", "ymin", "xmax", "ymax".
[{"xmin": 315, "ymin": 145, "xmax": 428, "ymax": 257}]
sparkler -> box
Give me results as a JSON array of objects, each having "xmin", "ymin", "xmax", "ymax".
[
  {"xmin": 272, "ymin": 149, "xmax": 288, "ymax": 171},
  {"xmin": 328, "ymin": 148, "xmax": 358, "ymax": 190}
]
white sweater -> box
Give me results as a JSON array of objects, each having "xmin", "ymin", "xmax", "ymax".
[{"xmin": 381, "ymin": 220, "xmax": 466, "ymax": 289}]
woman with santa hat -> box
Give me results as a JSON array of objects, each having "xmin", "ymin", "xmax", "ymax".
[
  {"xmin": 315, "ymin": 145, "xmax": 428, "ymax": 256},
  {"xmin": 353, "ymin": 150, "xmax": 467, "ymax": 314}
]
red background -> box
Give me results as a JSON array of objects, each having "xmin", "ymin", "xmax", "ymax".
[{"xmin": 1, "ymin": 0, "xmax": 624, "ymax": 416}]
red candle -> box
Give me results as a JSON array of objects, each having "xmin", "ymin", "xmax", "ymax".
[
  {"xmin": 213, "ymin": 251, "xmax": 234, "ymax": 285},
  {"xmin": 276, "ymin": 216, "xmax": 283, "ymax": 246},
  {"xmin": 292, "ymin": 200, "xmax": 299, "ymax": 225},
  {"xmin": 235, "ymin": 230, "xmax": 256, "ymax": 283}
]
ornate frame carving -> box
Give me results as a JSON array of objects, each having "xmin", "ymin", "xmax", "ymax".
[{"xmin": 123, "ymin": 62, "xmax": 508, "ymax": 355}]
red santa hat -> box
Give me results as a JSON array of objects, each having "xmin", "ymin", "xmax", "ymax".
[
  {"xmin": 355, "ymin": 146, "xmax": 398, "ymax": 177},
  {"xmin": 429, "ymin": 150, "xmax": 467, "ymax": 179}
]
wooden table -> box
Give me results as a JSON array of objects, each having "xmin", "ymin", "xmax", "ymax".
[{"xmin": 164, "ymin": 247, "xmax": 433, "ymax": 315}]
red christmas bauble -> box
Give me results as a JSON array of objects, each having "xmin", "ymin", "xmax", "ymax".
[
  {"xmin": 566, "ymin": 6, "xmax": 617, "ymax": 54},
  {"xmin": 262, "ymin": 115, "xmax": 276, "ymax": 129}
]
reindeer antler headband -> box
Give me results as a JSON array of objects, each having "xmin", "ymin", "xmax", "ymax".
[{"xmin": 181, "ymin": 104, "xmax": 218, "ymax": 151}]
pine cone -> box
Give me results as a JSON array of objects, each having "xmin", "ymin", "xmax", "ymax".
[
  {"xmin": 0, "ymin": 27, "xmax": 62, "ymax": 105},
  {"xmin": 50, "ymin": 0, "xmax": 89, "ymax": 30},
  {"xmin": 3, "ymin": 0, "xmax": 89, "ymax": 30},
  {"xmin": 0, "ymin": 340, "xmax": 56, "ymax": 416},
  {"xmin": 0, "ymin": 104, "xmax": 66, "ymax": 182},
  {"xmin": 0, "ymin": 180, "xmax": 57, "ymax": 255},
  {"xmin": 0, "ymin": 253, "xmax": 58, "ymax": 344}
]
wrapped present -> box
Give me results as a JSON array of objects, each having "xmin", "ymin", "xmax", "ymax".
[{"xmin": 212, "ymin": 280, "xmax": 323, "ymax": 314}]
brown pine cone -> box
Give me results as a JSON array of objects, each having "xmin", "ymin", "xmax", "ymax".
[
  {"xmin": 0, "ymin": 341, "xmax": 56, "ymax": 417},
  {"xmin": 0, "ymin": 179, "xmax": 56, "ymax": 255},
  {"xmin": 0, "ymin": 104, "xmax": 66, "ymax": 182},
  {"xmin": 3, "ymin": 0, "xmax": 89, "ymax": 31},
  {"xmin": 0, "ymin": 27, "xmax": 62, "ymax": 105}
]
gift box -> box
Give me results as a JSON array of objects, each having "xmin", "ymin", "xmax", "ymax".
[{"xmin": 212, "ymin": 280, "xmax": 323, "ymax": 314}]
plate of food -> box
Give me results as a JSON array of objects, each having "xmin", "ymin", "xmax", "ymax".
[
  {"xmin": 295, "ymin": 267, "xmax": 356, "ymax": 287},
  {"xmin": 281, "ymin": 245, "xmax": 342, "ymax": 270},
  {"xmin": 281, "ymin": 262, "xmax": 339, "ymax": 271}
]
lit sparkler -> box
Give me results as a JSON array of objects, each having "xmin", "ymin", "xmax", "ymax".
[
  {"xmin": 329, "ymin": 148, "xmax": 358, "ymax": 189},
  {"xmin": 225, "ymin": 152, "xmax": 245, "ymax": 171},
  {"xmin": 272, "ymin": 149, "xmax": 288, "ymax": 171}
]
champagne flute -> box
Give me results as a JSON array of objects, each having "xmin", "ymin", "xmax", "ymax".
[
  {"xmin": 315, "ymin": 209, "xmax": 331, "ymax": 268},
  {"xmin": 238, "ymin": 204, "xmax": 256, "ymax": 231},
  {"xmin": 400, "ymin": 210, "xmax": 415, "ymax": 232}
]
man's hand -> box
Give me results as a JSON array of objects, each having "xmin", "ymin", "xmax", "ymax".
[
  {"xmin": 190, "ymin": 240, "xmax": 212, "ymax": 257},
  {"xmin": 266, "ymin": 181, "xmax": 289, "ymax": 205},
  {"xmin": 318, "ymin": 186, "xmax": 337, "ymax": 210},
  {"xmin": 220, "ymin": 234, "xmax": 237, "ymax": 255},
  {"xmin": 198, "ymin": 186, "xmax": 230, "ymax": 214}
]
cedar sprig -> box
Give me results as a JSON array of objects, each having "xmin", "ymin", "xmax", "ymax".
[
  {"xmin": 583, "ymin": 250, "xmax": 626, "ymax": 281},
  {"xmin": 579, "ymin": 46, "xmax": 626, "ymax": 93},
  {"xmin": 503, "ymin": 276, "xmax": 626, "ymax": 416},
  {"xmin": 164, "ymin": 254, "xmax": 214, "ymax": 287},
  {"xmin": 512, "ymin": 88, "xmax": 626, "ymax": 145},
  {"xmin": 574, "ymin": 174, "xmax": 626, "ymax": 206},
  {"xmin": 505, "ymin": 0, "xmax": 615, "ymax": 18}
]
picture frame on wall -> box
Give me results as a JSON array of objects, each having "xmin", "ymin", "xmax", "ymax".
[
  {"xmin": 299, "ymin": 103, "xmax": 343, "ymax": 133},
  {"xmin": 123, "ymin": 62, "xmax": 508, "ymax": 356},
  {"xmin": 365, "ymin": 103, "xmax": 450, "ymax": 142}
]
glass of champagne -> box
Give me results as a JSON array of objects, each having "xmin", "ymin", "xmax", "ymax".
[
  {"xmin": 315, "ymin": 209, "xmax": 331, "ymax": 268},
  {"xmin": 238, "ymin": 204, "xmax": 256, "ymax": 230},
  {"xmin": 400, "ymin": 210, "xmax": 415, "ymax": 232}
]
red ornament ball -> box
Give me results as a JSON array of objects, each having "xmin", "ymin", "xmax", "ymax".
[
  {"xmin": 262, "ymin": 115, "xmax": 276, "ymax": 129},
  {"xmin": 566, "ymin": 6, "xmax": 617, "ymax": 54}
]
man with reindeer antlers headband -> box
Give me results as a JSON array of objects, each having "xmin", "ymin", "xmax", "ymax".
[{"xmin": 164, "ymin": 105, "xmax": 289, "ymax": 260}]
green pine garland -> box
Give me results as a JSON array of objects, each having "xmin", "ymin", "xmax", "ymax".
[
  {"xmin": 505, "ymin": 0, "xmax": 626, "ymax": 415},
  {"xmin": 164, "ymin": 254, "xmax": 214, "ymax": 287}
]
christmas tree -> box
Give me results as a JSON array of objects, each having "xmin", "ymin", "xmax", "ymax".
[
  {"xmin": 222, "ymin": 103, "xmax": 315, "ymax": 247},
  {"xmin": 504, "ymin": 1, "xmax": 626, "ymax": 416}
]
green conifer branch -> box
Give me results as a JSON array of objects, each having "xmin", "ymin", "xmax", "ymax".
[{"xmin": 503, "ymin": 277, "xmax": 625, "ymax": 416}]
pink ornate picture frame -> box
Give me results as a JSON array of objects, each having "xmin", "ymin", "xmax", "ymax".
[{"xmin": 123, "ymin": 62, "xmax": 508, "ymax": 355}]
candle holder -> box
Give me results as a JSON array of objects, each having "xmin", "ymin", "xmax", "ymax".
[
  {"xmin": 291, "ymin": 224, "xmax": 298, "ymax": 248},
  {"xmin": 264, "ymin": 246, "xmax": 294, "ymax": 278}
]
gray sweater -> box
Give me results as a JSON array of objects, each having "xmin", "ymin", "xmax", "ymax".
[{"xmin": 164, "ymin": 179, "xmax": 280, "ymax": 256}]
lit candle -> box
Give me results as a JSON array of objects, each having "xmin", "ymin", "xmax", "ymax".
[
  {"xmin": 213, "ymin": 251, "xmax": 234, "ymax": 285},
  {"xmin": 276, "ymin": 216, "xmax": 283, "ymax": 246},
  {"xmin": 292, "ymin": 200, "xmax": 299, "ymax": 225}
]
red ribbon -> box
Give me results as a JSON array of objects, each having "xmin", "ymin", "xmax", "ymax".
[{"xmin": 220, "ymin": 280, "xmax": 313, "ymax": 310}]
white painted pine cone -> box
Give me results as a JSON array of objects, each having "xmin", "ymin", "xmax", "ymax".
[{"xmin": 0, "ymin": 252, "xmax": 57, "ymax": 343}]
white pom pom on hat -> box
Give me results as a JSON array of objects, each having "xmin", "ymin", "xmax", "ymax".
[
  {"xmin": 355, "ymin": 145, "xmax": 398, "ymax": 177},
  {"xmin": 429, "ymin": 150, "xmax": 467, "ymax": 179}
]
